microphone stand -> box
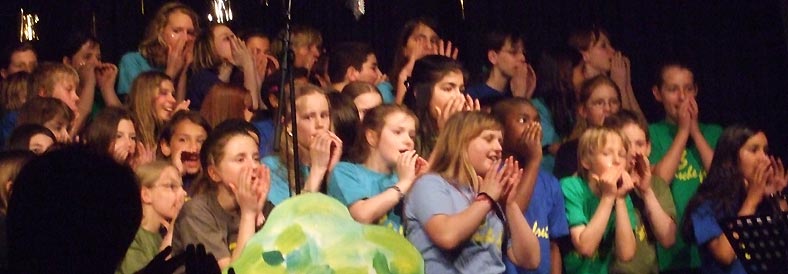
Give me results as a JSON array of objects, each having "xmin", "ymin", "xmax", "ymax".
[{"xmin": 273, "ymin": 0, "xmax": 302, "ymax": 196}]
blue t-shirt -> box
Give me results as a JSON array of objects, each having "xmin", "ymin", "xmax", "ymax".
[
  {"xmin": 405, "ymin": 173, "xmax": 506, "ymax": 274},
  {"xmin": 376, "ymin": 81, "xmax": 395, "ymax": 104},
  {"xmin": 504, "ymin": 170, "xmax": 569, "ymax": 274},
  {"xmin": 0, "ymin": 111, "xmax": 18, "ymax": 146},
  {"xmin": 531, "ymin": 98, "xmax": 558, "ymax": 173},
  {"xmin": 466, "ymin": 83, "xmax": 512, "ymax": 107},
  {"xmin": 327, "ymin": 162, "xmax": 403, "ymax": 234},
  {"xmin": 690, "ymin": 202, "xmax": 746, "ymax": 274},
  {"xmin": 251, "ymin": 118, "xmax": 275, "ymax": 158},
  {"xmin": 262, "ymin": 155, "xmax": 309, "ymax": 205},
  {"xmin": 117, "ymin": 52, "xmax": 156, "ymax": 95}
]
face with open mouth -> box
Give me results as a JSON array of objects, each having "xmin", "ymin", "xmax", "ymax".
[
  {"xmin": 466, "ymin": 129, "xmax": 504, "ymax": 177},
  {"xmin": 162, "ymin": 119, "xmax": 208, "ymax": 175},
  {"xmin": 153, "ymin": 80, "xmax": 177, "ymax": 123}
]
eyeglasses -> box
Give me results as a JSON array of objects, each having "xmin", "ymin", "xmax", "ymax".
[{"xmin": 588, "ymin": 99, "xmax": 621, "ymax": 109}]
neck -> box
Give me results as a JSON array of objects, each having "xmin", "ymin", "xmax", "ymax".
[
  {"xmin": 297, "ymin": 144, "xmax": 311, "ymax": 166},
  {"xmin": 363, "ymin": 151, "xmax": 393, "ymax": 174},
  {"xmin": 331, "ymin": 82, "xmax": 348, "ymax": 92},
  {"xmin": 216, "ymin": 184, "xmax": 238, "ymax": 212},
  {"xmin": 141, "ymin": 205, "xmax": 163, "ymax": 233},
  {"xmin": 486, "ymin": 68, "xmax": 509, "ymax": 92}
]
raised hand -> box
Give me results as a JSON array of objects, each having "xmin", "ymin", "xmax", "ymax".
[
  {"xmin": 677, "ymin": 99, "xmax": 693, "ymax": 132},
  {"xmin": 435, "ymin": 96, "xmax": 464, "ymax": 130},
  {"xmin": 746, "ymin": 161, "xmax": 772, "ymax": 202},
  {"xmin": 502, "ymin": 158, "xmax": 524, "ymax": 206},
  {"xmin": 327, "ymin": 132, "xmax": 343, "ymax": 172},
  {"xmin": 396, "ymin": 150, "xmax": 419, "ymax": 183},
  {"xmin": 592, "ymin": 167, "xmax": 623, "ymax": 199},
  {"xmin": 165, "ymin": 35, "xmax": 188, "ymax": 77},
  {"xmin": 510, "ymin": 64, "xmax": 537, "ymax": 99},
  {"xmin": 131, "ymin": 142, "xmax": 156, "ymax": 170},
  {"xmin": 230, "ymin": 36, "xmax": 254, "ymax": 68},
  {"xmin": 415, "ymin": 156, "xmax": 429, "ymax": 177},
  {"xmin": 631, "ymin": 153, "xmax": 653, "ymax": 194},
  {"xmin": 309, "ymin": 132, "xmax": 338, "ymax": 171},
  {"xmin": 230, "ymin": 165, "xmax": 267, "ymax": 216},
  {"xmin": 618, "ymin": 171, "xmax": 635, "ymax": 198},
  {"xmin": 766, "ymin": 156, "xmax": 787, "ymax": 195},
  {"xmin": 434, "ymin": 39, "xmax": 459, "ymax": 60},
  {"xmin": 175, "ymin": 99, "xmax": 191, "ymax": 113},
  {"xmin": 462, "ymin": 94, "xmax": 481, "ymax": 112},
  {"xmin": 517, "ymin": 122, "xmax": 542, "ymax": 161},
  {"xmin": 95, "ymin": 63, "xmax": 118, "ymax": 92},
  {"xmin": 610, "ymin": 52, "xmax": 629, "ymax": 89}
]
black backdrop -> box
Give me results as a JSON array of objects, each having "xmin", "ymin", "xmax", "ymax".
[{"xmin": 2, "ymin": 0, "xmax": 787, "ymax": 158}]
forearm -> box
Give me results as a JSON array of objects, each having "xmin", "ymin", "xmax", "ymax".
[
  {"xmin": 572, "ymin": 196, "xmax": 615, "ymax": 256},
  {"xmin": 641, "ymin": 189, "xmax": 676, "ymax": 247},
  {"xmin": 691, "ymin": 130, "xmax": 715, "ymax": 171},
  {"xmin": 550, "ymin": 241, "xmax": 562, "ymax": 274},
  {"xmin": 176, "ymin": 71, "xmax": 188, "ymax": 102},
  {"xmin": 515, "ymin": 159, "xmax": 540, "ymax": 212},
  {"xmin": 738, "ymin": 196, "xmax": 762, "ymax": 216},
  {"xmin": 99, "ymin": 86, "xmax": 123, "ymax": 107},
  {"xmin": 621, "ymin": 84, "xmax": 645, "ymax": 121},
  {"xmin": 425, "ymin": 200, "xmax": 492, "ymax": 250},
  {"xmin": 231, "ymin": 213, "xmax": 257, "ymax": 263},
  {"xmin": 73, "ymin": 84, "xmax": 96, "ymax": 134},
  {"xmin": 614, "ymin": 198, "xmax": 636, "ymax": 262},
  {"xmin": 303, "ymin": 167, "xmax": 327, "ymax": 192},
  {"xmin": 506, "ymin": 203, "xmax": 541, "ymax": 269},
  {"xmin": 241, "ymin": 63, "xmax": 261, "ymax": 110},
  {"xmin": 653, "ymin": 130, "xmax": 690, "ymax": 183},
  {"xmin": 349, "ymin": 179, "xmax": 412, "ymax": 223}
]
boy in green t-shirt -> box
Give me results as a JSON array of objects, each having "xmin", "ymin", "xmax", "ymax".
[
  {"xmin": 561, "ymin": 127, "xmax": 638, "ymax": 274},
  {"xmin": 648, "ymin": 61, "xmax": 722, "ymax": 273}
]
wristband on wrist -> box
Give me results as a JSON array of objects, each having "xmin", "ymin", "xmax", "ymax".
[{"xmin": 388, "ymin": 185, "xmax": 405, "ymax": 200}]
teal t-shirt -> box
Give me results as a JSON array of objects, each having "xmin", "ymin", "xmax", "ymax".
[
  {"xmin": 532, "ymin": 97, "xmax": 559, "ymax": 173},
  {"xmin": 648, "ymin": 120, "xmax": 722, "ymax": 270},
  {"xmin": 327, "ymin": 161, "xmax": 403, "ymax": 234},
  {"xmin": 117, "ymin": 51, "xmax": 155, "ymax": 95},
  {"xmin": 560, "ymin": 176, "xmax": 638, "ymax": 274},
  {"xmin": 262, "ymin": 155, "xmax": 310, "ymax": 205}
]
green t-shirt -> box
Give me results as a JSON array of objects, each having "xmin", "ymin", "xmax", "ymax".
[
  {"xmin": 648, "ymin": 120, "xmax": 722, "ymax": 270},
  {"xmin": 115, "ymin": 227, "xmax": 163, "ymax": 274},
  {"xmin": 560, "ymin": 176, "xmax": 638, "ymax": 274},
  {"xmin": 610, "ymin": 177, "xmax": 677, "ymax": 274}
]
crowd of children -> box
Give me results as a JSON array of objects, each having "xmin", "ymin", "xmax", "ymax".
[{"xmin": 0, "ymin": 1, "xmax": 786, "ymax": 274}]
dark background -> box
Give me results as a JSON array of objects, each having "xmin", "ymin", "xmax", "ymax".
[{"xmin": 2, "ymin": 0, "xmax": 787, "ymax": 158}]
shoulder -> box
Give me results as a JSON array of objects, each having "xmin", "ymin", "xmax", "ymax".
[
  {"xmin": 560, "ymin": 176, "xmax": 587, "ymax": 193},
  {"xmin": 120, "ymin": 52, "xmax": 146, "ymax": 63},
  {"xmin": 180, "ymin": 194, "xmax": 215, "ymax": 217},
  {"xmin": 699, "ymin": 122, "xmax": 723, "ymax": 136}
]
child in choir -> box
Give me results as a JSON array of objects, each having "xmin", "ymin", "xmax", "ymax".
[
  {"xmin": 127, "ymin": 71, "xmax": 189, "ymax": 151},
  {"xmin": 116, "ymin": 160, "xmax": 186, "ymax": 274},
  {"xmin": 648, "ymin": 61, "xmax": 722, "ymax": 273},
  {"xmin": 1, "ymin": 42, "xmax": 37, "ymax": 78},
  {"xmin": 189, "ymin": 23, "xmax": 260, "ymax": 110},
  {"xmin": 554, "ymin": 75, "xmax": 622, "ymax": 179},
  {"xmin": 492, "ymin": 98, "xmax": 569, "ymax": 274},
  {"xmin": 405, "ymin": 111, "xmax": 540, "ymax": 273},
  {"xmin": 328, "ymin": 104, "xmax": 426, "ymax": 234},
  {"xmin": 604, "ymin": 110, "xmax": 678, "ymax": 274},
  {"xmin": 173, "ymin": 120, "xmax": 270, "ymax": 269},
  {"xmin": 684, "ymin": 125, "xmax": 787, "ymax": 274},
  {"xmin": 0, "ymin": 72, "xmax": 31, "ymax": 145},
  {"xmin": 328, "ymin": 42, "xmax": 384, "ymax": 92},
  {"xmin": 405, "ymin": 55, "xmax": 479, "ymax": 158},
  {"xmin": 342, "ymin": 81, "xmax": 383, "ymax": 121},
  {"xmin": 6, "ymin": 124, "xmax": 55, "ymax": 154},
  {"xmin": 16, "ymin": 97, "xmax": 75, "ymax": 143},
  {"xmin": 118, "ymin": 2, "xmax": 198, "ymax": 102},
  {"xmin": 84, "ymin": 107, "xmax": 140, "ymax": 167},
  {"xmin": 157, "ymin": 110, "xmax": 211, "ymax": 192},
  {"xmin": 31, "ymin": 62, "xmax": 81, "ymax": 133},
  {"xmin": 262, "ymin": 84, "xmax": 341, "ymax": 205},
  {"xmin": 561, "ymin": 127, "xmax": 637, "ymax": 274}
]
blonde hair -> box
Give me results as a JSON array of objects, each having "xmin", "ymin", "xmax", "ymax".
[
  {"xmin": 272, "ymin": 25, "xmax": 323, "ymax": 59},
  {"xmin": 430, "ymin": 111, "xmax": 502, "ymax": 191},
  {"xmin": 138, "ymin": 2, "xmax": 200, "ymax": 67},
  {"xmin": 0, "ymin": 71, "xmax": 31, "ymax": 111},
  {"xmin": 31, "ymin": 62, "xmax": 78, "ymax": 97},
  {"xmin": 134, "ymin": 160, "xmax": 177, "ymax": 188},
  {"xmin": 127, "ymin": 71, "xmax": 172, "ymax": 147},
  {"xmin": 275, "ymin": 84, "xmax": 328, "ymax": 191},
  {"xmin": 576, "ymin": 127, "xmax": 629, "ymax": 180},
  {"xmin": 192, "ymin": 23, "xmax": 226, "ymax": 71}
]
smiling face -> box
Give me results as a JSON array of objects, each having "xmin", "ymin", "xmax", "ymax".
[
  {"xmin": 143, "ymin": 166, "xmax": 186, "ymax": 220},
  {"xmin": 738, "ymin": 132, "xmax": 770, "ymax": 186},
  {"xmin": 369, "ymin": 111, "xmax": 417, "ymax": 166},
  {"xmin": 467, "ymin": 129, "xmax": 504, "ymax": 177},
  {"xmin": 153, "ymin": 80, "xmax": 177, "ymax": 122},
  {"xmin": 428, "ymin": 70, "xmax": 464, "ymax": 121},
  {"xmin": 162, "ymin": 119, "xmax": 208, "ymax": 175},
  {"xmin": 294, "ymin": 92, "xmax": 330, "ymax": 148},
  {"xmin": 653, "ymin": 66, "xmax": 697, "ymax": 123}
]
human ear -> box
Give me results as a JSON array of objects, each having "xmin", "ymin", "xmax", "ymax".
[
  {"xmin": 346, "ymin": 67, "xmax": 358, "ymax": 82},
  {"xmin": 651, "ymin": 86, "xmax": 663, "ymax": 102},
  {"xmin": 487, "ymin": 50, "xmax": 498, "ymax": 65},
  {"xmin": 207, "ymin": 165, "xmax": 222, "ymax": 183},
  {"xmin": 160, "ymin": 140, "xmax": 172, "ymax": 157},
  {"xmin": 365, "ymin": 129, "xmax": 378, "ymax": 147},
  {"xmin": 140, "ymin": 187, "xmax": 153, "ymax": 204}
]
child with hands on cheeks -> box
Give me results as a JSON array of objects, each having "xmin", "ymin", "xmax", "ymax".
[
  {"xmin": 648, "ymin": 61, "xmax": 723, "ymax": 272},
  {"xmin": 84, "ymin": 107, "xmax": 149, "ymax": 168},
  {"xmin": 604, "ymin": 110, "xmax": 678, "ymax": 274},
  {"xmin": 118, "ymin": 2, "xmax": 197, "ymax": 105},
  {"xmin": 173, "ymin": 120, "xmax": 270, "ymax": 270},
  {"xmin": 560, "ymin": 127, "xmax": 637, "ymax": 274},
  {"xmin": 116, "ymin": 161, "xmax": 187, "ymax": 274},
  {"xmin": 684, "ymin": 125, "xmax": 787, "ymax": 274},
  {"xmin": 405, "ymin": 111, "xmax": 540, "ymax": 274},
  {"xmin": 328, "ymin": 104, "xmax": 427, "ymax": 234},
  {"xmin": 263, "ymin": 84, "xmax": 342, "ymax": 205}
]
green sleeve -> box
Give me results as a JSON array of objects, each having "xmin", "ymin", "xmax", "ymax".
[
  {"xmin": 650, "ymin": 177, "xmax": 677, "ymax": 220},
  {"xmin": 115, "ymin": 229, "xmax": 159, "ymax": 274},
  {"xmin": 561, "ymin": 176, "xmax": 591, "ymax": 227},
  {"xmin": 700, "ymin": 123, "xmax": 723, "ymax": 149},
  {"xmin": 648, "ymin": 122, "xmax": 670, "ymax": 164}
]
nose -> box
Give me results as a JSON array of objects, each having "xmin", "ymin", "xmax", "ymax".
[
  {"xmin": 493, "ymin": 140, "xmax": 503, "ymax": 152},
  {"xmin": 187, "ymin": 139, "xmax": 198, "ymax": 151},
  {"xmin": 405, "ymin": 136, "xmax": 415, "ymax": 149}
]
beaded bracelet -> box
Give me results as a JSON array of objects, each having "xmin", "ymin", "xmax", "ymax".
[{"xmin": 389, "ymin": 185, "xmax": 405, "ymax": 200}]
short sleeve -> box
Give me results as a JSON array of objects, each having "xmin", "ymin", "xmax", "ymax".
[
  {"xmin": 561, "ymin": 176, "xmax": 589, "ymax": 227},
  {"xmin": 262, "ymin": 156, "xmax": 291, "ymax": 205},
  {"xmin": 690, "ymin": 202, "xmax": 723, "ymax": 245},
  {"xmin": 546, "ymin": 173, "xmax": 570, "ymax": 238},
  {"xmin": 406, "ymin": 174, "xmax": 459, "ymax": 223},
  {"xmin": 116, "ymin": 230, "xmax": 156, "ymax": 274},
  {"xmin": 651, "ymin": 177, "xmax": 678, "ymax": 220},
  {"xmin": 647, "ymin": 122, "xmax": 669, "ymax": 164},
  {"xmin": 701, "ymin": 123, "xmax": 724, "ymax": 149},
  {"xmin": 376, "ymin": 81, "xmax": 395, "ymax": 104},
  {"xmin": 173, "ymin": 200, "xmax": 231, "ymax": 260},
  {"xmin": 327, "ymin": 162, "xmax": 372, "ymax": 206}
]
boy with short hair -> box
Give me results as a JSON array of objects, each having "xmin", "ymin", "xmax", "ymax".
[
  {"xmin": 327, "ymin": 42, "xmax": 385, "ymax": 96},
  {"xmin": 1, "ymin": 42, "xmax": 38, "ymax": 78},
  {"xmin": 31, "ymin": 62, "xmax": 81, "ymax": 135}
]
